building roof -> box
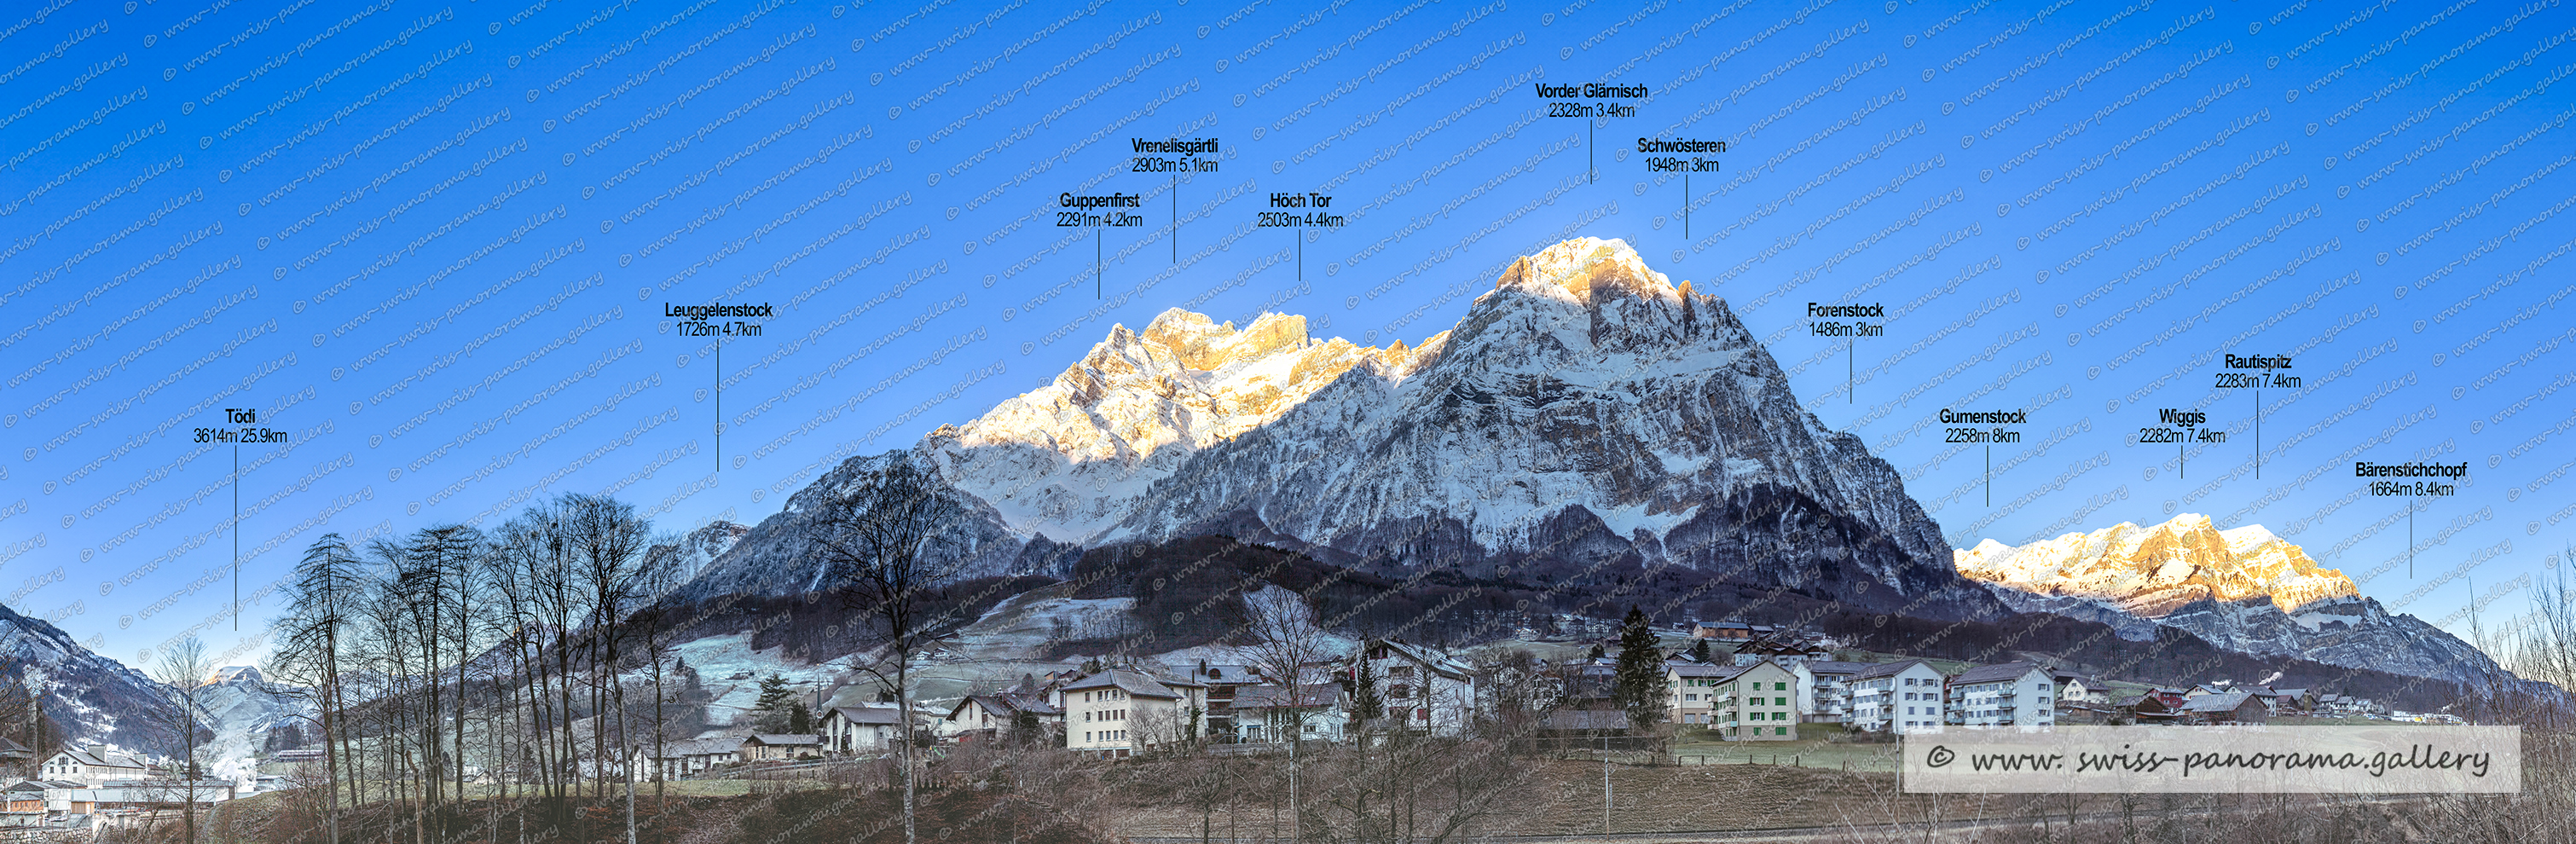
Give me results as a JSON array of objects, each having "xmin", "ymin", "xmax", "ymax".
[
  {"xmin": 1537, "ymin": 709, "xmax": 1632, "ymax": 731},
  {"xmin": 1802, "ymin": 661, "xmax": 1874, "ymax": 676},
  {"xmin": 1230, "ymin": 684, "xmax": 1342, "ymax": 709},
  {"xmin": 649, "ymin": 737, "xmax": 743, "ymax": 758},
  {"xmin": 745, "ymin": 734, "xmax": 822, "ymax": 746},
  {"xmin": 2181, "ymin": 691, "xmax": 2257, "ymax": 713},
  {"xmin": 1195, "ymin": 663, "xmax": 1262, "ymax": 682},
  {"xmin": 831, "ymin": 705, "xmax": 905, "ymax": 725},
  {"xmin": 53, "ymin": 749, "xmax": 149, "ymax": 769},
  {"xmin": 1668, "ymin": 662, "xmax": 1735, "ymax": 678},
  {"xmin": 1062, "ymin": 668, "xmax": 1196, "ymax": 698},
  {"xmin": 951, "ymin": 692, "xmax": 1060, "ymax": 720},
  {"xmin": 1949, "ymin": 662, "xmax": 2048, "ymax": 685},
  {"xmin": 1850, "ymin": 659, "xmax": 1934, "ymax": 681},
  {"xmin": 3, "ymin": 780, "xmax": 77, "ymax": 794},
  {"xmin": 1368, "ymin": 639, "xmax": 1474, "ymax": 679}
]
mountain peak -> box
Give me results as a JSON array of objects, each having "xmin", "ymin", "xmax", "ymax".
[
  {"xmin": 940, "ymin": 307, "xmax": 1443, "ymax": 539},
  {"xmin": 1495, "ymin": 237, "xmax": 1682, "ymax": 307},
  {"xmin": 1954, "ymin": 513, "xmax": 2359, "ymax": 615}
]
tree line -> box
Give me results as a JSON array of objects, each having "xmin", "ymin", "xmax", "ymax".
[{"xmin": 268, "ymin": 491, "xmax": 694, "ymax": 844}]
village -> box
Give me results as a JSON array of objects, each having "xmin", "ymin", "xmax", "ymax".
[{"xmin": 0, "ymin": 613, "xmax": 2488, "ymax": 832}]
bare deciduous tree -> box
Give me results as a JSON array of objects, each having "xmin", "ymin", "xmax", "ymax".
[
  {"xmin": 150, "ymin": 636, "xmax": 213, "ymax": 844},
  {"xmin": 1241, "ymin": 584, "xmax": 1333, "ymax": 841},
  {"xmin": 810, "ymin": 455, "xmax": 970, "ymax": 844}
]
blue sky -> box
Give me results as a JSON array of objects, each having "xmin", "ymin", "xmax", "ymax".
[{"xmin": 3, "ymin": 0, "xmax": 2571, "ymax": 670}]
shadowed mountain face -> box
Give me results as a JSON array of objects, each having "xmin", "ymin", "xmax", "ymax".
[
  {"xmin": 0, "ymin": 601, "xmax": 182, "ymax": 749},
  {"xmin": 1957, "ymin": 514, "xmax": 2509, "ymax": 688},
  {"xmin": 678, "ymin": 239, "xmax": 2003, "ymax": 621}
]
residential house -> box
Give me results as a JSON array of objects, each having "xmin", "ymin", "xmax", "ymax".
[
  {"xmin": 0, "ymin": 780, "xmax": 67, "ymax": 826},
  {"xmin": 1709, "ymin": 660, "xmax": 1800, "ymax": 741},
  {"xmin": 1231, "ymin": 683, "xmax": 1347, "ymax": 744},
  {"xmin": 1793, "ymin": 661, "xmax": 1870, "ymax": 724},
  {"xmin": 2261, "ymin": 688, "xmax": 2316, "ymax": 714},
  {"xmin": 1947, "ymin": 662, "xmax": 2057, "ymax": 728},
  {"xmin": 264, "ymin": 749, "xmax": 327, "ymax": 773},
  {"xmin": 1189, "ymin": 663, "xmax": 1262, "ymax": 741},
  {"xmin": 1554, "ymin": 657, "xmax": 1619, "ymax": 710},
  {"xmin": 38, "ymin": 746, "xmax": 148, "ymax": 787},
  {"xmin": 94, "ymin": 779, "xmax": 237, "ymax": 809},
  {"xmin": 941, "ymin": 691, "xmax": 1061, "ymax": 745},
  {"xmin": 1667, "ymin": 662, "xmax": 1734, "ymax": 725},
  {"xmin": 1728, "ymin": 639, "xmax": 1819, "ymax": 668},
  {"xmin": 1687, "ymin": 621, "xmax": 1776, "ymax": 640},
  {"xmin": 2117, "ymin": 693, "xmax": 2182, "ymax": 725},
  {"xmin": 820, "ymin": 704, "xmax": 907, "ymax": 753},
  {"xmin": 1352, "ymin": 639, "xmax": 1478, "ymax": 736},
  {"xmin": 2179, "ymin": 691, "xmax": 2268, "ymax": 725},
  {"xmin": 1533, "ymin": 708, "xmax": 1631, "ymax": 737},
  {"xmin": 632, "ymin": 737, "xmax": 743, "ymax": 781},
  {"xmin": 1848, "ymin": 660, "xmax": 1948, "ymax": 734},
  {"xmin": 1062, "ymin": 668, "xmax": 1208, "ymax": 757},
  {"xmin": 2049, "ymin": 670, "xmax": 2103, "ymax": 705},
  {"xmin": 40, "ymin": 783, "xmax": 96, "ymax": 817},
  {"xmin": 739, "ymin": 734, "xmax": 822, "ymax": 761},
  {"xmin": 0, "ymin": 736, "xmax": 31, "ymax": 772}
]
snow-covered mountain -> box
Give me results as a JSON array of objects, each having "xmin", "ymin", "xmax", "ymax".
[
  {"xmin": 196, "ymin": 665, "xmax": 315, "ymax": 782},
  {"xmin": 0, "ymin": 601, "xmax": 182, "ymax": 749},
  {"xmin": 647, "ymin": 520, "xmax": 751, "ymax": 595},
  {"xmin": 1956, "ymin": 514, "xmax": 2507, "ymax": 687},
  {"xmin": 939, "ymin": 310, "xmax": 1415, "ymax": 542},
  {"xmin": 680, "ymin": 238, "xmax": 2001, "ymax": 619}
]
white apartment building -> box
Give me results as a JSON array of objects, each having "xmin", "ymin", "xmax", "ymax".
[
  {"xmin": 1062, "ymin": 668, "xmax": 1207, "ymax": 757},
  {"xmin": 1793, "ymin": 660, "xmax": 1870, "ymax": 724},
  {"xmin": 1710, "ymin": 660, "xmax": 1800, "ymax": 741},
  {"xmin": 1354, "ymin": 639, "xmax": 1478, "ymax": 737},
  {"xmin": 1848, "ymin": 660, "xmax": 1948, "ymax": 734},
  {"xmin": 1946, "ymin": 662, "xmax": 2056, "ymax": 728},
  {"xmin": 1667, "ymin": 661, "xmax": 1734, "ymax": 725}
]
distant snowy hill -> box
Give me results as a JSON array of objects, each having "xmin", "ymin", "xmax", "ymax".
[
  {"xmin": 1956, "ymin": 514, "xmax": 2509, "ymax": 688},
  {"xmin": 196, "ymin": 665, "xmax": 315, "ymax": 781}
]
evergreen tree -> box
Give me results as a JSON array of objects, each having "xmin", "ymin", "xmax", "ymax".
[
  {"xmin": 788, "ymin": 701, "xmax": 813, "ymax": 734},
  {"xmin": 1586, "ymin": 643, "xmax": 1606, "ymax": 661},
  {"xmin": 1688, "ymin": 638, "xmax": 1711, "ymax": 663},
  {"xmin": 1611, "ymin": 606, "xmax": 1670, "ymax": 731},
  {"xmin": 752, "ymin": 674, "xmax": 795, "ymax": 731},
  {"xmin": 1351, "ymin": 652, "xmax": 1383, "ymax": 724}
]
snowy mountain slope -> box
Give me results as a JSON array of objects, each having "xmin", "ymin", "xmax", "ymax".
[
  {"xmin": 672, "ymin": 449, "xmax": 1074, "ymax": 601},
  {"xmin": 674, "ymin": 238, "xmax": 2000, "ymax": 619},
  {"xmin": 0, "ymin": 601, "xmax": 184, "ymax": 749},
  {"xmin": 196, "ymin": 665, "xmax": 315, "ymax": 782},
  {"xmin": 936, "ymin": 310, "xmax": 1423, "ymax": 541},
  {"xmin": 646, "ymin": 520, "xmax": 750, "ymax": 597},
  {"xmin": 1098, "ymin": 238, "xmax": 1999, "ymax": 616},
  {"xmin": 1956, "ymin": 514, "xmax": 2508, "ymax": 687}
]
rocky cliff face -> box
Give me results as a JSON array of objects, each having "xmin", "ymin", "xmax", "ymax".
[
  {"xmin": 1956, "ymin": 514, "xmax": 2506, "ymax": 687},
  {"xmin": 934, "ymin": 309, "xmax": 1425, "ymax": 543},
  {"xmin": 679, "ymin": 238, "xmax": 2001, "ymax": 620},
  {"xmin": 1094, "ymin": 238, "xmax": 1996, "ymax": 617}
]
